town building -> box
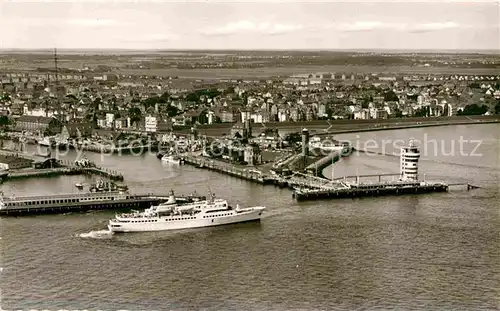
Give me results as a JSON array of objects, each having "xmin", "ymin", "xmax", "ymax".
[
  {"xmin": 13, "ymin": 116, "xmax": 62, "ymax": 135},
  {"xmin": 145, "ymin": 115, "xmax": 158, "ymax": 132}
]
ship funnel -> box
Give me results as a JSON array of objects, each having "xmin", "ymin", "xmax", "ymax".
[{"xmin": 166, "ymin": 189, "xmax": 176, "ymax": 204}]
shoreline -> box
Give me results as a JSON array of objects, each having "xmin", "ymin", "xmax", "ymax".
[{"xmin": 177, "ymin": 115, "xmax": 500, "ymax": 137}]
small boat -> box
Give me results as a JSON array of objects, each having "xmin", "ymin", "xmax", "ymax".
[
  {"xmin": 75, "ymin": 183, "xmax": 84, "ymax": 189},
  {"xmin": 38, "ymin": 136, "xmax": 55, "ymax": 147},
  {"xmin": 89, "ymin": 179, "xmax": 128, "ymax": 193},
  {"xmin": 161, "ymin": 155, "xmax": 182, "ymax": 165},
  {"xmin": 74, "ymin": 157, "xmax": 95, "ymax": 168}
]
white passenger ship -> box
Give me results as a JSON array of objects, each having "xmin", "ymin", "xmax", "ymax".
[{"xmin": 108, "ymin": 191, "xmax": 265, "ymax": 232}]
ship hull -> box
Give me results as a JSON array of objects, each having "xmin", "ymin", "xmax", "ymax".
[{"xmin": 108, "ymin": 208, "xmax": 264, "ymax": 233}]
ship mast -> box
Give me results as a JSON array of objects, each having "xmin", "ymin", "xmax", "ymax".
[{"xmin": 54, "ymin": 48, "xmax": 59, "ymax": 86}]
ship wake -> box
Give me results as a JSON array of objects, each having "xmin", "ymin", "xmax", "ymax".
[{"xmin": 78, "ymin": 229, "xmax": 114, "ymax": 239}]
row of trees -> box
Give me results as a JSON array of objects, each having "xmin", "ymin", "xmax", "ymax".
[{"xmin": 185, "ymin": 89, "xmax": 221, "ymax": 102}]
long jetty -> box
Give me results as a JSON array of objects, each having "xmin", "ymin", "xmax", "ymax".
[
  {"xmin": 292, "ymin": 180, "xmax": 450, "ymax": 201},
  {"xmin": 183, "ymin": 156, "xmax": 274, "ymax": 184},
  {"xmin": 181, "ymin": 155, "xmax": 477, "ymax": 200}
]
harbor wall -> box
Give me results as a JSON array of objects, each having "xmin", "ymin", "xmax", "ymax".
[{"xmin": 174, "ymin": 115, "xmax": 500, "ymax": 137}]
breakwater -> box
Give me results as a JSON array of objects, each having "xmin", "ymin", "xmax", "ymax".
[{"xmin": 175, "ymin": 115, "xmax": 500, "ymax": 137}]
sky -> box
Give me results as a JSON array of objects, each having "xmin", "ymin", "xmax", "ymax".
[{"xmin": 0, "ymin": 0, "xmax": 499, "ymax": 50}]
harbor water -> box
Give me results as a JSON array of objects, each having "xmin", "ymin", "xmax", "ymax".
[{"xmin": 1, "ymin": 124, "xmax": 499, "ymax": 310}]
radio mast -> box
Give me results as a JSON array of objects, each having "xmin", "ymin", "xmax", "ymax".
[{"xmin": 54, "ymin": 48, "xmax": 59, "ymax": 85}]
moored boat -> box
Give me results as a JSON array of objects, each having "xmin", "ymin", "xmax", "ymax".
[
  {"xmin": 108, "ymin": 190, "xmax": 265, "ymax": 232},
  {"xmin": 89, "ymin": 179, "xmax": 128, "ymax": 192},
  {"xmin": 161, "ymin": 155, "xmax": 182, "ymax": 165},
  {"xmin": 74, "ymin": 156, "xmax": 95, "ymax": 167},
  {"xmin": 37, "ymin": 136, "xmax": 55, "ymax": 147},
  {"xmin": 0, "ymin": 188, "xmax": 207, "ymax": 216}
]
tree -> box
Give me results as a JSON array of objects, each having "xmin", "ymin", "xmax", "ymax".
[
  {"xmin": 457, "ymin": 104, "xmax": 488, "ymax": 116},
  {"xmin": 392, "ymin": 108, "xmax": 403, "ymax": 118},
  {"xmin": 284, "ymin": 131, "xmax": 302, "ymax": 144},
  {"xmin": 142, "ymin": 96, "xmax": 160, "ymax": 109},
  {"xmin": 159, "ymin": 91, "xmax": 170, "ymax": 102},
  {"xmin": 469, "ymin": 82, "xmax": 480, "ymax": 89},
  {"xmin": 495, "ymin": 102, "xmax": 500, "ymax": 115},
  {"xmin": 166, "ymin": 105, "xmax": 179, "ymax": 117},
  {"xmin": 384, "ymin": 90, "xmax": 399, "ymax": 102},
  {"xmin": 198, "ymin": 110, "xmax": 209, "ymax": 124},
  {"xmin": 414, "ymin": 106, "xmax": 429, "ymax": 117},
  {"xmin": 0, "ymin": 115, "xmax": 10, "ymax": 127},
  {"xmin": 128, "ymin": 107, "xmax": 142, "ymax": 123},
  {"xmin": 185, "ymin": 92, "xmax": 199, "ymax": 102},
  {"xmin": 92, "ymin": 97, "xmax": 102, "ymax": 109},
  {"xmin": 185, "ymin": 89, "xmax": 222, "ymax": 103}
]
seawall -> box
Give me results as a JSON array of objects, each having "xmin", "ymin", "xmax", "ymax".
[{"xmin": 174, "ymin": 115, "xmax": 500, "ymax": 137}]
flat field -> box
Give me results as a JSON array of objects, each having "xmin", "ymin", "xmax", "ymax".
[
  {"xmin": 114, "ymin": 65, "xmax": 500, "ymax": 78},
  {"xmin": 2, "ymin": 63, "xmax": 499, "ymax": 78},
  {"xmin": 1, "ymin": 51, "xmax": 499, "ymax": 78}
]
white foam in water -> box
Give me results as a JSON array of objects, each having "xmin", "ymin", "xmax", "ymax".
[{"xmin": 79, "ymin": 229, "xmax": 114, "ymax": 239}]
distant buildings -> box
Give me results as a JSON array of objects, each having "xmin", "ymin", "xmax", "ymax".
[
  {"xmin": 13, "ymin": 116, "xmax": 62, "ymax": 135},
  {"xmin": 0, "ymin": 66, "xmax": 498, "ymax": 140}
]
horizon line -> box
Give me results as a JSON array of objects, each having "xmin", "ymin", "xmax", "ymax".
[{"xmin": 1, "ymin": 48, "xmax": 499, "ymax": 53}]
